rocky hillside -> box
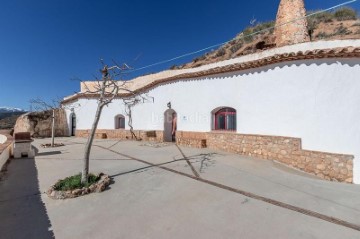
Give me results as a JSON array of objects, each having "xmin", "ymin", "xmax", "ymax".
[
  {"xmin": 0, "ymin": 114, "xmax": 24, "ymax": 130},
  {"xmin": 14, "ymin": 109, "xmax": 69, "ymax": 138},
  {"xmin": 174, "ymin": 7, "xmax": 359, "ymax": 69},
  {"xmin": 0, "ymin": 107, "xmax": 27, "ymax": 130}
]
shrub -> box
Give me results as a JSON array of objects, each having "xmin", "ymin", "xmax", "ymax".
[
  {"xmin": 252, "ymin": 21, "xmax": 275, "ymax": 34},
  {"xmin": 308, "ymin": 11, "xmax": 334, "ymax": 22},
  {"xmin": 215, "ymin": 48, "xmax": 226, "ymax": 57},
  {"xmin": 230, "ymin": 42, "xmax": 243, "ymax": 54},
  {"xmin": 193, "ymin": 55, "xmax": 206, "ymax": 63},
  {"xmin": 307, "ymin": 11, "xmax": 334, "ymax": 33},
  {"xmin": 54, "ymin": 173, "xmax": 99, "ymax": 191},
  {"xmin": 334, "ymin": 26, "xmax": 352, "ymax": 35},
  {"xmin": 228, "ymin": 39, "xmax": 237, "ymax": 45},
  {"xmin": 316, "ymin": 32, "xmax": 331, "ymax": 39},
  {"xmin": 334, "ymin": 7, "xmax": 357, "ymax": 21},
  {"xmin": 242, "ymin": 27, "xmax": 254, "ymax": 43}
]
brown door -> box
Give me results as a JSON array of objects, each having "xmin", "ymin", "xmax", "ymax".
[{"xmin": 163, "ymin": 109, "xmax": 176, "ymax": 142}]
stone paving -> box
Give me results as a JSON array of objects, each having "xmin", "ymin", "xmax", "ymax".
[{"xmin": 1, "ymin": 137, "xmax": 360, "ymax": 239}]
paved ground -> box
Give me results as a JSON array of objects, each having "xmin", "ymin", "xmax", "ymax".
[{"xmin": 1, "ymin": 137, "xmax": 360, "ymax": 239}]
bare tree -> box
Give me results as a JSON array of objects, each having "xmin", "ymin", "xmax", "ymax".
[
  {"xmin": 123, "ymin": 94, "xmax": 153, "ymax": 140},
  {"xmin": 29, "ymin": 99, "xmax": 59, "ymax": 147},
  {"xmin": 80, "ymin": 62, "xmax": 152, "ymax": 183}
]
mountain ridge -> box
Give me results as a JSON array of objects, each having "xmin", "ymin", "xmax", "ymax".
[
  {"xmin": 0, "ymin": 107, "xmax": 27, "ymax": 129},
  {"xmin": 0, "ymin": 107, "xmax": 26, "ymax": 113}
]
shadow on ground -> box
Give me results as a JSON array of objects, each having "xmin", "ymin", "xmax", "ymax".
[{"xmin": 0, "ymin": 158, "xmax": 54, "ymax": 238}]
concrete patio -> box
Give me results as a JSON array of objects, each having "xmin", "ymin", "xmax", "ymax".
[{"xmin": 1, "ymin": 137, "xmax": 360, "ymax": 239}]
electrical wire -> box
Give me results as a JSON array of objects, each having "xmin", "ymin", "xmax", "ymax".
[{"xmin": 128, "ymin": 0, "xmax": 358, "ymax": 73}]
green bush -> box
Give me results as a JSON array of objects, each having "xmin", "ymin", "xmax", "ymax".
[
  {"xmin": 334, "ymin": 7, "xmax": 357, "ymax": 21},
  {"xmin": 54, "ymin": 173, "xmax": 99, "ymax": 191}
]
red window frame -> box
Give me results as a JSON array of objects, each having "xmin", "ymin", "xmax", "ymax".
[{"xmin": 214, "ymin": 108, "xmax": 236, "ymax": 131}]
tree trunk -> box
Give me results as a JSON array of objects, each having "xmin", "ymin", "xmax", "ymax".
[
  {"xmin": 127, "ymin": 105, "xmax": 137, "ymax": 140},
  {"xmin": 51, "ymin": 109, "xmax": 55, "ymax": 147},
  {"xmin": 81, "ymin": 103, "xmax": 104, "ymax": 183}
]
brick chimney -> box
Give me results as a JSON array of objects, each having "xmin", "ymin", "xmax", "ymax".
[{"xmin": 275, "ymin": 0, "xmax": 310, "ymax": 47}]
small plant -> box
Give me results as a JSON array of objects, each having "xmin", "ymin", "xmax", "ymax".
[
  {"xmin": 334, "ymin": 26, "xmax": 352, "ymax": 35},
  {"xmin": 308, "ymin": 11, "xmax": 334, "ymax": 23},
  {"xmin": 54, "ymin": 173, "xmax": 99, "ymax": 191},
  {"xmin": 215, "ymin": 48, "xmax": 226, "ymax": 57},
  {"xmin": 230, "ymin": 42, "xmax": 243, "ymax": 54},
  {"xmin": 228, "ymin": 39, "xmax": 237, "ymax": 45},
  {"xmin": 252, "ymin": 21, "xmax": 275, "ymax": 34},
  {"xmin": 193, "ymin": 55, "xmax": 206, "ymax": 63},
  {"xmin": 334, "ymin": 7, "xmax": 357, "ymax": 21},
  {"xmin": 316, "ymin": 32, "xmax": 331, "ymax": 39},
  {"xmin": 307, "ymin": 11, "xmax": 334, "ymax": 34},
  {"xmin": 242, "ymin": 27, "xmax": 254, "ymax": 43}
]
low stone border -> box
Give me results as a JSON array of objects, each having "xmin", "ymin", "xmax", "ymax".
[
  {"xmin": 47, "ymin": 173, "xmax": 111, "ymax": 200},
  {"xmin": 41, "ymin": 143, "xmax": 65, "ymax": 148}
]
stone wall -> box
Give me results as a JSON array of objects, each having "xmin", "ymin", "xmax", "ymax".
[
  {"xmin": 176, "ymin": 131, "xmax": 207, "ymax": 148},
  {"xmin": 183, "ymin": 131, "xmax": 353, "ymax": 183},
  {"xmin": 76, "ymin": 129, "xmax": 353, "ymax": 183},
  {"xmin": 274, "ymin": 0, "xmax": 310, "ymax": 47},
  {"xmin": 14, "ymin": 109, "xmax": 69, "ymax": 138}
]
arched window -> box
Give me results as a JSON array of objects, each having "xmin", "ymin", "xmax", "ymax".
[
  {"xmin": 114, "ymin": 114, "xmax": 125, "ymax": 129},
  {"xmin": 213, "ymin": 108, "xmax": 236, "ymax": 131}
]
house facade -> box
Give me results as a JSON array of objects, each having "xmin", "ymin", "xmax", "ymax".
[{"xmin": 61, "ymin": 1, "xmax": 360, "ymax": 184}]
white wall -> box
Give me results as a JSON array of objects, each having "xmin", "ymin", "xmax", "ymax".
[
  {"xmin": 0, "ymin": 135, "xmax": 7, "ymax": 144},
  {"xmin": 0, "ymin": 134, "xmax": 11, "ymax": 171},
  {"xmin": 64, "ymin": 99, "xmax": 129, "ymax": 132},
  {"xmin": 64, "ymin": 58, "xmax": 360, "ymax": 184}
]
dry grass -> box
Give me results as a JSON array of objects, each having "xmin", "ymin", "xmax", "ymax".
[{"xmin": 177, "ymin": 7, "xmax": 359, "ymax": 70}]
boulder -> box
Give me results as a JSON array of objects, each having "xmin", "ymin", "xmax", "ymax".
[{"xmin": 14, "ymin": 109, "xmax": 69, "ymax": 138}]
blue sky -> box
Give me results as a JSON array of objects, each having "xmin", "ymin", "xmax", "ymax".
[{"xmin": 0, "ymin": 0, "xmax": 358, "ymax": 110}]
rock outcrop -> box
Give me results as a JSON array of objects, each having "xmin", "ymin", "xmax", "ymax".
[
  {"xmin": 275, "ymin": 0, "xmax": 310, "ymax": 47},
  {"xmin": 14, "ymin": 109, "xmax": 69, "ymax": 138}
]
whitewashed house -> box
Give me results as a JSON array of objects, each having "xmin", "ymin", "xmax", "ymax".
[{"xmin": 62, "ymin": 0, "xmax": 360, "ymax": 184}]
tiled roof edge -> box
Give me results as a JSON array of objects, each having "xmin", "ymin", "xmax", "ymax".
[{"xmin": 62, "ymin": 46, "xmax": 360, "ymax": 104}]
